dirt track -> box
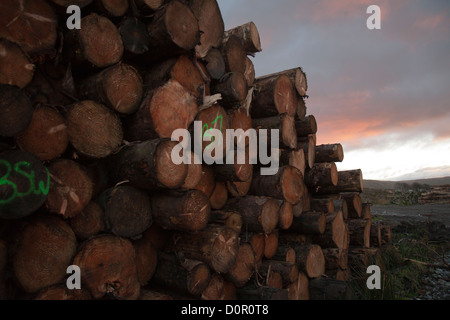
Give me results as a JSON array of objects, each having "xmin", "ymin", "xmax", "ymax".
[{"xmin": 371, "ymin": 204, "xmax": 450, "ymax": 227}]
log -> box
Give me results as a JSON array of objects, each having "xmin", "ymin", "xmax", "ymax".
[
  {"xmin": 228, "ymin": 107, "xmax": 253, "ymax": 147},
  {"xmin": 69, "ymin": 201, "xmax": 106, "ymax": 240},
  {"xmin": 125, "ymin": 79, "xmax": 198, "ymax": 141},
  {"xmin": 180, "ymin": 152, "xmax": 203, "ymax": 190},
  {"xmin": 322, "ymin": 248, "xmax": 348, "ymax": 271},
  {"xmin": 258, "ymin": 260, "xmax": 298, "ymax": 287},
  {"xmin": 297, "ymin": 134, "xmax": 315, "ymax": 169},
  {"xmin": 12, "ymin": 215, "xmax": 77, "ymax": 293},
  {"xmin": 226, "ymin": 242, "xmax": 255, "ymax": 288},
  {"xmin": 211, "ymin": 72, "xmax": 248, "ymax": 107},
  {"xmin": 0, "ymin": 39, "xmax": 35, "ymax": 89},
  {"xmin": 107, "ymin": 139, "xmax": 188, "ymax": 190},
  {"xmin": 150, "ymin": 189, "xmax": 210, "ymax": 232},
  {"xmin": 193, "ymin": 165, "xmax": 216, "ymax": 197},
  {"xmin": 119, "ymin": 16, "xmax": 151, "ymax": 55},
  {"xmin": 133, "ymin": 237, "xmax": 158, "ymax": 286},
  {"xmin": 253, "ymin": 114, "xmax": 297, "ymax": 149},
  {"xmin": 212, "ymin": 155, "xmax": 252, "ymax": 183},
  {"xmin": 99, "ymin": 185, "xmax": 153, "ymax": 238},
  {"xmin": 209, "ymin": 210, "xmax": 243, "ymax": 234},
  {"xmin": 142, "ymin": 223, "xmax": 169, "ymax": 251},
  {"xmin": 333, "ymin": 199, "xmax": 349, "ymax": 220},
  {"xmin": 362, "ymin": 203, "xmax": 372, "ymax": 221},
  {"xmin": 201, "ymin": 273, "xmax": 225, "ymax": 300},
  {"xmin": 244, "ymin": 57, "xmax": 255, "ymax": 86},
  {"xmin": 293, "ymin": 244, "xmax": 325, "ymax": 278},
  {"xmin": 315, "ymin": 143, "xmax": 344, "ymax": 163},
  {"xmin": 0, "ymin": 85, "xmax": 33, "ymax": 137},
  {"xmin": 249, "ymin": 166, "xmax": 305, "ymax": 205},
  {"xmin": 35, "ymin": 285, "xmax": 92, "ymax": 300},
  {"xmin": 305, "ymin": 162, "xmax": 339, "ymax": 191},
  {"xmin": 224, "ymin": 21, "xmax": 262, "ymax": 54},
  {"xmin": 16, "ymin": 105, "xmax": 69, "ymax": 161},
  {"xmin": 165, "ymin": 225, "xmax": 239, "ymax": 274},
  {"xmin": 241, "ymin": 232, "xmax": 265, "ymax": 264},
  {"xmin": 226, "ymin": 178, "xmax": 252, "ymax": 197},
  {"xmin": 224, "ymin": 196, "xmax": 280, "ymax": 234},
  {"xmin": 278, "ymin": 200, "xmax": 294, "ymax": 230},
  {"xmin": 264, "ymin": 230, "xmax": 279, "ymax": 259},
  {"xmin": 310, "ymin": 210, "xmax": 348, "ymax": 250},
  {"xmin": 96, "ymin": 0, "xmax": 129, "ymax": 17},
  {"xmin": 316, "ymin": 169, "xmax": 364, "ymax": 194},
  {"xmin": 222, "ymin": 280, "xmax": 237, "ymax": 300},
  {"xmin": 256, "ymin": 67, "xmax": 308, "ymax": 98},
  {"xmin": 146, "ymin": 0, "xmax": 200, "ymax": 62},
  {"xmin": 273, "ymin": 244, "xmax": 296, "ymax": 264},
  {"xmin": 152, "ymin": 252, "xmax": 211, "ymax": 297},
  {"xmin": 221, "ymin": 35, "xmax": 247, "ymax": 74},
  {"xmin": 295, "ymin": 115, "xmax": 317, "ymax": 137},
  {"xmin": 189, "ymin": 0, "xmax": 225, "ymax": 58},
  {"xmin": 0, "ymin": 0, "xmax": 58, "ymax": 56},
  {"xmin": 66, "ymin": 100, "xmax": 123, "ymax": 159},
  {"xmin": 73, "ymin": 234, "xmax": 140, "ymax": 300},
  {"xmin": 288, "ymin": 212, "xmax": 326, "ymax": 235},
  {"xmin": 278, "ymin": 148, "xmax": 306, "ymax": 177},
  {"xmin": 296, "ymin": 96, "xmax": 307, "ymax": 120},
  {"xmin": 348, "ymin": 247, "xmax": 381, "ymax": 272},
  {"xmin": 204, "ymin": 48, "xmax": 226, "ymax": 80},
  {"xmin": 0, "ymin": 150, "xmax": 50, "ymax": 219},
  {"xmin": 266, "ymin": 270, "xmax": 283, "ymax": 289},
  {"xmin": 46, "ymin": 159, "xmax": 93, "ymax": 218},
  {"xmin": 78, "ymin": 63, "xmax": 143, "ymax": 115},
  {"xmin": 347, "ymin": 218, "xmax": 371, "ymax": 248},
  {"xmin": 310, "ymin": 198, "xmax": 334, "ymax": 214},
  {"xmin": 309, "ymin": 278, "xmax": 352, "ymax": 300},
  {"xmin": 370, "ymin": 223, "xmax": 381, "ymax": 248},
  {"xmin": 341, "ymin": 193, "xmax": 362, "ymax": 218},
  {"xmin": 250, "ymin": 75, "xmax": 297, "ymax": 118},
  {"xmin": 134, "ymin": 0, "xmax": 164, "ymax": 12},
  {"xmin": 209, "ymin": 181, "xmax": 229, "ymax": 210},
  {"xmin": 286, "ymin": 271, "xmax": 309, "ymax": 300}
]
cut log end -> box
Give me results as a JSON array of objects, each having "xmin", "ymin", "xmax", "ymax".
[
  {"xmin": 211, "ymin": 227, "xmax": 240, "ymax": 274},
  {"xmin": 156, "ymin": 140, "xmax": 189, "ymax": 189}
]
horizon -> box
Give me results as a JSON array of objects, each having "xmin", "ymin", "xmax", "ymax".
[{"xmin": 217, "ymin": 0, "xmax": 450, "ymax": 181}]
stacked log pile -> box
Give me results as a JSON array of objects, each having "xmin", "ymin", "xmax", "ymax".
[
  {"xmin": 419, "ymin": 185, "xmax": 450, "ymax": 204},
  {"xmin": 0, "ymin": 0, "xmax": 391, "ymax": 300}
]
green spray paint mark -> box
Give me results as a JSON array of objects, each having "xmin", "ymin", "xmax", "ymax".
[
  {"xmin": 0, "ymin": 159, "xmax": 50, "ymax": 205},
  {"xmin": 202, "ymin": 115, "xmax": 223, "ymax": 150}
]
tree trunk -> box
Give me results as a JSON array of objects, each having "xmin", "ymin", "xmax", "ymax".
[
  {"xmin": 341, "ymin": 193, "xmax": 363, "ymax": 218},
  {"xmin": 224, "ymin": 21, "xmax": 262, "ymax": 54},
  {"xmin": 256, "ymin": 67, "xmax": 308, "ymax": 97},
  {"xmin": 315, "ymin": 143, "xmax": 344, "ymax": 163},
  {"xmin": 73, "ymin": 234, "xmax": 140, "ymax": 300},
  {"xmin": 226, "ymin": 243, "xmax": 255, "ymax": 288},
  {"xmin": 253, "ymin": 114, "xmax": 297, "ymax": 149},
  {"xmin": 106, "ymin": 139, "xmax": 188, "ymax": 191},
  {"xmin": 295, "ymin": 115, "xmax": 317, "ymax": 137},
  {"xmin": 224, "ymin": 196, "xmax": 280, "ymax": 234},
  {"xmin": 305, "ymin": 162, "xmax": 339, "ymax": 191},
  {"xmin": 250, "ymin": 166, "xmax": 305, "ymax": 205},
  {"xmin": 310, "ymin": 210, "xmax": 348, "ymax": 250},
  {"xmin": 150, "ymin": 189, "xmax": 210, "ymax": 232},
  {"xmin": 165, "ymin": 225, "xmax": 239, "ymax": 274},
  {"xmin": 310, "ymin": 198, "xmax": 334, "ymax": 214},
  {"xmin": 347, "ymin": 218, "xmax": 371, "ymax": 248},
  {"xmin": 293, "ymin": 244, "xmax": 325, "ymax": 278},
  {"xmin": 66, "ymin": 100, "xmax": 123, "ymax": 159},
  {"xmin": 250, "ymin": 75, "xmax": 297, "ymax": 118},
  {"xmin": 0, "ymin": 85, "xmax": 33, "ymax": 137},
  {"xmin": 12, "ymin": 215, "xmax": 77, "ymax": 294},
  {"xmin": 0, "ymin": 40, "xmax": 35, "ymax": 89},
  {"xmin": 98, "ymin": 185, "xmax": 152, "ymax": 238},
  {"xmin": 211, "ymin": 72, "xmax": 248, "ymax": 107},
  {"xmin": 46, "ymin": 159, "xmax": 93, "ymax": 218},
  {"xmin": 288, "ymin": 212, "xmax": 326, "ymax": 235},
  {"xmin": 316, "ymin": 169, "xmax": 364, "ymax": 194}
]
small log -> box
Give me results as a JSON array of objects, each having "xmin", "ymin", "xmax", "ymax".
[
  {"xmin": 316, "ymin": 169, "xmax": 364, "ymax": 194},
  {"xmin": 99, "ymin": 185, "xmax": 152, "ymax": 238},
  {"xmin": 253, "ymin": 114, "xmax": 297, "ymax": 149},
  {"xmin": 221, "ymin": 35, "xmax": 247, "ymax": 74},
  {"xmin": 362, "ymin": 203, "xmax": 372, "ymax": 221},
  {"xmin": 204, "ymin": 48, "xmax": 226, "ymax": 80},
  {"xmin": 297, "ymin": 134, "xmax": 315, "ymax": 169},
  {"xmin": 305, "ymin": 162, "xmax": 338, "ymax": 191},
  {"xmin": 249, "ymin": 166, "xmax": 305, "ymax": 205},
  {"xmin": 201, "ymin": 273, "xmax": 225, "ymax": 300},
  {"xmin": 228, "ymin": 107, "xmax": 253, "ymax": 147},
  {"xmin": 66, "ymin": 100, "xmax": 123, "ymax": 159},
  {"xmin": 278, "ymin": 148, "xmax": 306, "ymax": 177},
  {"xmin": 347, "ymin": 218, "xmax": 371, "ymax": 248},
  {"xmin": 226, "ymin": 242, "xmax": 255, "ymax": 288},
  {"xmin": 250, "ymin": 75, "xmax": 297, "ymax": 118},
  {"xmin": 310, "ymin": 210, "xmax": 348, "ymax": 250},
  {"xmin": 193, "ymin": 164, "xmax": 216, "ymax": 197},
  {"xmin": 278, "ymin": 200, "xmax": 294, "ymax": 230},
  {"xmin": 78, "ymin": 63, "xmax": 143, "ymax": 115},
  {"xmin": 151, "ymin": 189, "xmax": 210, "ymax": 232},
  {"xmin": 152, "ymin": 252, "xmax": 211, "ymax": 297},
  {"xmin": 73, "ymin": 234, "xmax": 140, "ymax": 300},
  {"xmin": 224, "ymin": 196, "xmax": 280, "ymax": 234},
  {"xmin": 293, "ymin": 244, "xmax": 325, "ymax": 278},
  {"xmin": 107, "ymin": 139, "xmax": 188, "ymax": 190},
  {"xmin": 309, "ymin": 278, "xmax": 352, "ymax": 300},
  {"xmin": 134, "ymin": 237, "xmax": 158, "ymax": 286},
  {"xmin": 211, "ymin": 72, "xmax": 248, "ymax": 107},
  {"xmin": 69, "ymin": 201, "xmax": 106, "ymax": 240},
  {"xmin": 295, "ymin": 115, "xmax": 317, "ymax": 137},
  {"xmin": 0, "ymin": 0, "xmax": 57, "ymax": 56},
  {"xmin": 0, "ymin": 85, "xmax": 33, "ymax": 137},
  {"xmin": 189, "ymin": 0, "xmax": 225, "ymax": 58},
  {"xmin": 12, "ymin": 215, "xmax": 77, "ymax": 293},
  {"xmin": 264, "ymin": 230, "xmax": 279, "ymax": 259},
  {"xmin": 288, "ymin": 212, "xmax": 326, "ymax": 235},
  {"xmin": 224, "ymin": 21, "xmax": 262, "ymax": 54},
  {"xmin": 209, "ymin": 181, "xmax": 229, "ymax": 210},
  {"xmin": 226, "ymin": 178, "xmax": 252, "ymax": 197},
  {"xmin": 287, "ymin": 271, "xmax": 309, "ymax": 300},
  {"xmin": 333, "ymin": 199, "xmax": 349, "ymax": 220},
  {"xmin": 209, "ymin": 210, "xmax": 243, "ymax": 234},
  {"xmin": 370, "ymin": 223, "xmax": 381, "ymax": 248},
  {"xmin": 119, "ymin": 16, "xmax": 151, "ymax": 55},
  {"xmin": 46, "ymin": 159, "xmax": 93, "ymax": 218},
  {"xmin": 322, "ymin": 248, "xmax": 348, "ymax": 271},
  {"xmin": 241, "ymin": 232, "xmax": 265, "ymax": 264},
  {"xmin": 315, "ymin": 143, "xmax": 344, "ymax": 163},
  {"xmin": 16, "ymin": 105, "xmax": 69, "ymax": 161},
  {"xmin": 165, "ymin": 225, "xmax": 239, "ymax": 274},
  {"xmin": 310, "ymin": 198, "xmax": 334, "ymax": 214},
  {"xmin": 212, "ymin": 156, "xmax": 252, "ymax": 183},
  {"xmin": 0, "ymin": 150, "xmax": 49, "ymax": 219},
  {"xmin": 258, "ymin": 260, "xmax": 298, "ymax": 287},
  {"xmin": 341, "ymin": 193, "xmax": 363, "ymax": 218},
  {"xmin": 256, "ymin": 67, "xmax": 308, "ymax": 98},
  {"xmin": 0, "ymin": 39, "xmax": 35, "ymax": 89},
  {"xmin": 273, "ymin": 245, "xmax": 296, "ymax": 264}
]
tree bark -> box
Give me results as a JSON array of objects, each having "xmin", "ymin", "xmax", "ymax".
[
  {"xmin": 288, "ymin": 212, "xmax": 326, "ymax": 235},
  {"xmin": 347, "ymin": 218, "xmax": 371, "ymax": 248},
  {"xmin": 253, "ymin": 114, "xmax": 297, "ymax": 149},
  {"xmin": 295, "ymin": 115, "xmax": 317, "ymax": 137},
  {"xmin": 316, "ymin": 169, "xmax": 364, "ymax": 194},
  {"xmin": 310, "ymin": 210, "xmax": 348, "ymax": 250},
  {"xmin": 256, "ymin": 67, "xmax": 308, "ymax": 97},
  {"xmin": 292, "ymin": 244, "xmax": 325, "ymax": 278},
  {"xmin": 315, "ymin": 143, "xmax": 344, "ymax": 163},
  {"xmin": 224, "ymin": 21, "xmax": 262, "ymax": 54},
  {"xmin": 305, "ymin": 162, "xmax": 339, "ymax": 191},
  {"xmin": 297, "ymin": 135, "xmax": 315, "ymax": 169}
]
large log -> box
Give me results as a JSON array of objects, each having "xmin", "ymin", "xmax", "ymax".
[
  {"xmin": 304, "ymin": 162, "xmax": 339, "ymax": 191},
  {"xmin": 292, "ymin": 244, "xmax": 325, "ymax": 278},
  {"xmin": 256, "ymin": 67, "xmax": 308, "ymax": 97},
  {"xmin": 316, "ymin": 169, "xmax": 364, "ymax": 194},
  {"xmin": 0, "ymin": 40, "xmax": 35, "ymax": 89},
  {"xmin": 315, "ymin": 144, "xmax": 344, "ymax": 163},
  {"xmin": 253, "ymin": 114, "xmax": 297, "ymax": 149},
  {"xmin": 258, "ymin": 260, "xmax": 298, "ymax": 287},
  {"xmin": 310, "ymin": 210, "xmax": 348, "ymax": 250},
  {"xmin": 341, "ymin": 193, "xmax": 363, "ymax": 218},
  {"xmin": 224, "ymin": 22, "xmax": 262, "ymax": 54},
  {"xmin": 295, "ymin": 115, "xmax": 317, "ymax": 137}
]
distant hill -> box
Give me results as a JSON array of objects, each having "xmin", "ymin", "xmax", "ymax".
[{"xmin": 364, "ymin": 176, "xmax": 450, "ymax": 190}]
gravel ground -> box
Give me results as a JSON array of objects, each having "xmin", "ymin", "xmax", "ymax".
[{"xmin": 371, "ymin": 204, "xmax": 450, "ymax": 227}]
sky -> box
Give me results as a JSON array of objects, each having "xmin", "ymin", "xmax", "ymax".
[{"xmin": 216, "ymin": 0, "xmax": 450, "ymax": 181}]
